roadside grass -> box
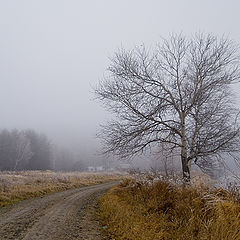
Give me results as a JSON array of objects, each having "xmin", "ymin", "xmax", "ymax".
[
  {"xmin": 0, "ymin": 170, "xmax": 123, "ymax": 208},
  {"xmin": 100, "ymin": 177, "xmax": 240, "ymax": 240}
]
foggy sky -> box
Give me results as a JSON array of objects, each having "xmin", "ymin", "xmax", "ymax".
[{"xmin": 0, "ymin": 0, "xmax": 240, "ymax": 158}]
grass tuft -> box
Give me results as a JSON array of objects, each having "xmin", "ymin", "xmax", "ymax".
[{"xmin": 100, "ymin": 178, "xmax": 240, "ymax": 240}]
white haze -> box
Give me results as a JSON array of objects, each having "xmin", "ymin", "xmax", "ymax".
[{"xmin": 0, "ymin": 0, "xmax": 240, "ymax": 164}]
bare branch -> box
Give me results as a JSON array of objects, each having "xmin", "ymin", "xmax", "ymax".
[{"xmin": 95, "ymin": 33, "xmax": 240, "ymax": 181}]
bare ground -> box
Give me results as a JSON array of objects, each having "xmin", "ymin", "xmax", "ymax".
[{"xmin": 0, "ymin": 182, "xmax": 117, "ymax": 240}]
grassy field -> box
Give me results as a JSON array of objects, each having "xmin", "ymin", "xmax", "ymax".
[
  {"xmin": 100, "ymin": 175, "xmax": 240, "ymax": 240},
  {"xmin": 0, "ymin": 170, "xmax": 123, "ymax": 208}
]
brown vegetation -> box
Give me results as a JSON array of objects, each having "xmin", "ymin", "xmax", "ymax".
[
  {"xmin": 100, "ymin": 178, "xmax": 240, "ymax": 240},
  {"xmin": 0, "ymin": 170, "xmax": 123, "ymax": 208}
]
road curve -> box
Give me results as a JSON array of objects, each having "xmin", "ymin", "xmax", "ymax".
[{"xmin": 0, "ymin": 182, "xmax": 117, "ymax": 240}]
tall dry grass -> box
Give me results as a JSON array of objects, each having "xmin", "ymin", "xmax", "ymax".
[
  {"xmin": 0, "ymin": 170, "xmax": 123, "ymax": 208},
  {"xmin": 100, "ymin": 177, "xmax": 240, "ymax": 240}
]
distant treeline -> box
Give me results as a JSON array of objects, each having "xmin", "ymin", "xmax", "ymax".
[
  {"xmin": 0, "ymin": 129, "xmax": 51, "ymax": 171},
  {"xmin": 0, "ymin": 129, "xmax": 86, "ymax": 171}
]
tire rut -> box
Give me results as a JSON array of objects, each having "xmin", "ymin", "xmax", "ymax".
[{"xmin": 0, "ymin": 182, "xmax": 117, "ymax": 240}]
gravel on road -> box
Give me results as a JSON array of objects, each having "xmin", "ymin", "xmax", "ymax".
[{"xmin": 0, "ymin": 182, "xmax": 117, "ymax": 240}]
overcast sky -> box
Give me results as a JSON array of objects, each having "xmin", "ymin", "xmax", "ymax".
[{"xmin": 0, "ymin": 0, "xmax": 240, "ymax": 157}]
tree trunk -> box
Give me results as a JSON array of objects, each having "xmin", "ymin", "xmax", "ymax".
[
  {"xmin": 181, "ymin": 154, "xmax": 190, "ymax": 182},
  {"xmin": 180, "ymin": 113, "xmax": 191, "ymax": 182}
]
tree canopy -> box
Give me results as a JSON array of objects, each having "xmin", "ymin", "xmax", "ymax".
[{"xmin": 95, "ymin": 33, "xmax": 240, "ymax": 181}]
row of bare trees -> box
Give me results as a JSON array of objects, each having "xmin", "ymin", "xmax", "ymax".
[
  {"xmin": 95, "ymin": 33, "xmax": 240, "ymax": 181},
  {"xmin": 0, "ymin": 129, "xmax": 92, "ymax": 171},
  {"xmin": 0, "ymin": 129, "xmax": 52, "ymax": 171},
  {"xmin": 0, "ymin": 129, "xmax": 87, "ymax": 171}
]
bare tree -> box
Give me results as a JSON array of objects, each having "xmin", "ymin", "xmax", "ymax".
[
  {"xmin": 14, "ymin": 132, "xmax": 33, "ymax": 171},
  {"xmin": 95, "ymin": 33, "xmax": 240, "ymax": 182},
  {"xmin": 151, "ymin": 143, "xmax": 179, "ymax": 177}
]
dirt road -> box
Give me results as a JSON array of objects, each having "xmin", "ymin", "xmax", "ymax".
[{"xmin": 0, "ymin": 182, "xmax": 117, "ymax": 240}]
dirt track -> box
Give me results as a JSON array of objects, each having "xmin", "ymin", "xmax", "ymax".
[{"xmin": 0, "ymin": 182, "xmax": 117, "ymax": 240}]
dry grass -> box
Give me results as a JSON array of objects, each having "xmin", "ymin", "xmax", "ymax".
[
  {"xmin": 0, "ymin": 170, "xmax": 123, "ymax": 208},
  {"xmin": 100, "ymin": 177, "xmax": 240, "ymax": 240}
]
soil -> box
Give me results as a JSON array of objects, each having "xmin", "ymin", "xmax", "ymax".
[{"xmin": 0, "ymin": 182, "xmax": 117, "ymax": 240}]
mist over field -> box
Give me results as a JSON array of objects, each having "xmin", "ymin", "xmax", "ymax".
[
  {"xmin": 1, "ymin": 2, "xmax": 240, "ymax": 240},
  {"xmin": 0, "ymin": 0, "xmax": 240, "ymax": 172}
]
